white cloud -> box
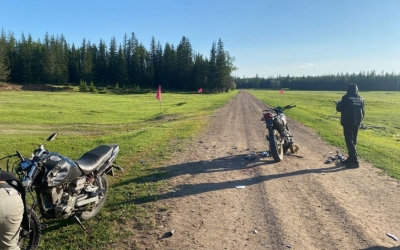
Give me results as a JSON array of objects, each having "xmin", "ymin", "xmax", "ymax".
[{"xmin": 299, "ymin": 63, "xmax": 315, "ymax": 68}]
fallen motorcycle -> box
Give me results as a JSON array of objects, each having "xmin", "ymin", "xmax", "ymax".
[
  {"xmin": 1, "ymin": 133, "xmax": 122, "ymax": 249},
  {"xmin": 261, "ymin": 104, "xmax": 299, "ymax": 162}
]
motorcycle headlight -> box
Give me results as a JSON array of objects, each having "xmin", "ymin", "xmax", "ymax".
[
  {"xmin": 15, "ymin": 160, "xmax": 32, "ymax": 174},
  {"xmin": 47, "ymin": 160, "xmax": 72, "ymax": 187}
]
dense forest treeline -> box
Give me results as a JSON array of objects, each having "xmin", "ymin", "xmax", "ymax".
[
  {"xmin": 1, "ymin": 30, "xmax": 399, "ymax": 92},
  {"xmin": 235, "ymin": 71, "xmax": 400, "ymax": 91},
  {"xmin": 0, "ymin": 30, "xmax": 237, "ymax": 93}
]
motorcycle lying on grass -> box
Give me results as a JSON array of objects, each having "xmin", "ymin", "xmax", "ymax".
[
  {"xmin": 1, "ymin": 133, "xmax": 122, "ymax": 249},
  {"xmin": 261, "ymin": 104, "xmax": 299, "ymax": 162}
]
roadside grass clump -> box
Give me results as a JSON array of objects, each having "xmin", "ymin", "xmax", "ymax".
[
  {"xmin": 0, "ymin": 89, "xmax": 237, "ymax": 249},
  {"xmin": 248, "ymin": 89, "xmax": 400, "ymax": 178}
]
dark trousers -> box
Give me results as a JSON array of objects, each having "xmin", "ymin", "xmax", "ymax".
[{"xmin": 343, "ymin": 125, "xmax": 359, "ymax": 162}]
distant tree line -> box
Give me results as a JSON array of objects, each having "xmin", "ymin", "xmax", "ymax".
[
  {"xmin": 0, "ymin": 30, "xmax": 237, "ymax": 93},
  {"xmin": 235, "ymin": 72, "xmax": 400, "ymax": 91}
]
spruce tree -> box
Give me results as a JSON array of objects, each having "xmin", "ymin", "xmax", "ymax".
[
  {"xmin": 0, "ymin": 49, "xmax": 10, "ymax": 82},
  {"xmin": 176, "ymin": 36, "xmax": 193, "ymax": 90},
  {"xmin": 162, "ymin": 43, "xmax": 177, "ymax": 89},
  {"xmin": 0, "ymin": 30, "xmax": 10, "ymax": 82},
  {"xmin": 207, "ymin": 41, "xmax": 217, "ymax": 91}
]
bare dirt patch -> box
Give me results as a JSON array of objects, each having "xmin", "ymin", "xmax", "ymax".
[
  {"xmin": 0, "ymin": 83, "xmax": 73, "ymax": 92},
  {"xmin": 0, "ymin": 83, "xmax": 22, "ymax": 91},
  {"xmin": 130, "ymin": 90, "xmax": 400, "ymax": 250}
]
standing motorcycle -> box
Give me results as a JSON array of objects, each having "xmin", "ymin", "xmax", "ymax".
[
  {"xmin": 1, "ymin": 133, "xmax": 122, "ymax": 249},
  {"xmin": 261, "ymin": 104, "xmax": 299, "ymax": 162}
]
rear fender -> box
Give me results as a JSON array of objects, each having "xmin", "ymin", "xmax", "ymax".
[{"xmin": 265, "ymin": 119, "xmax": 274, "ymax": 128}]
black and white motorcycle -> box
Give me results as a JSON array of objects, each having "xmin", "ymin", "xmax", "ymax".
[{"xmin": 1, "ymin": 133, "xmax": 122, "ymax": 249}]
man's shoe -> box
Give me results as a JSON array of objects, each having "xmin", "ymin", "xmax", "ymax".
[{"xmin": 341, "ymin": 158, "xmax": 355, "ymax": 164}]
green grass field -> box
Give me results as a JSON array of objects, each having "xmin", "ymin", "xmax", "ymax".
[
  {"xmin": 1, "ymin": 88, "xmax": 399, "ymax": 249},
  {"xmin": 0, "ymin": 89, "xmax": 238, "ymax": 249},
  {"xmin": 248, "ymin": 89, "xmax": 400, "ymax": 178}
]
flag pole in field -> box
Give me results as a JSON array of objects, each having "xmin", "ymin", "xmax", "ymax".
[
  {"xmin": 156, "ymin": 85, "xmax": 162, "ymax": 110},
  {"xmin": 198, "ymin": 88, "xmax": 203, "ymax": 94}
]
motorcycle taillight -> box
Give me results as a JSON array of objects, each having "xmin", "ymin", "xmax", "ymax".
[{"xmin": 263, "ymin": 112, "xmax": 273, "ymax": 120}]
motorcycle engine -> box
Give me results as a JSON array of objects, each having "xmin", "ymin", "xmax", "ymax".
[
  {"xmin": 40, "ymin": 176, "xmax": 88, "ymax": 219},
  {"xmin": 273, "ymin": 115, "xmax": 286, "ymax": 132}
]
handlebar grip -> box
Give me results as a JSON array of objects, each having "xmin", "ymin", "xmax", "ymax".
[{"xmin": 16, "ymin": 151, "xmax": 25, "ymax": 161}]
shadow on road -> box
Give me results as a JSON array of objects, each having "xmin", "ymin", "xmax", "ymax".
[
  {"xmin": 360, "ymin": 247, "xmax": 400, "ymax": 250},
  {"xmin": 113, "ymin": 153, "xmax": 348, "ymax": 206}
]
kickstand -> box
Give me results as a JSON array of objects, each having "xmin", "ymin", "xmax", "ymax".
[{"xmin": 74, "ymin": 216, "xmax": 87, "ymax": 231}]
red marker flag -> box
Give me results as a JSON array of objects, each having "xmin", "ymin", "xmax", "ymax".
[
  {"xmin": 156, "ymin": 85, "xmax": 161, "ymax": 101},
  {"xmin": 279, "ymin": 89, "xmax": 284, "ymax": 94},
  {"xmin": 198, "ymin": 88, "xmax": 203, "ymax": 93}
]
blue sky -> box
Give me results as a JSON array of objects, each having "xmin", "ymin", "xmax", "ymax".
[{"xmin": 2, "ymin": 0, "xmax": 400, "ymax": 78}]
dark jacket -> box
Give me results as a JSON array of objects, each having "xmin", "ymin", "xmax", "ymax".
[
  {"xmin": 0, "ymin": 169, "xmax": 30, "ymax": 231},
  {"xmin": 336, "ymin": 83, "xmax": 365, "ymax": 126}
]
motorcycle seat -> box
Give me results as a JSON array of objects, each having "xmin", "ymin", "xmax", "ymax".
[{"xmin": 76, "ymin": 145, "xmax": 114, "ymax": 175}]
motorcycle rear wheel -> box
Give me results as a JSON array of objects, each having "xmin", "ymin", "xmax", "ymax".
[
  {"xmin": 80, "ymin": 175, "xmax": 109, "ymax": 220},
  {"xmin": 18, "ymin": 206, "xmax": 41, "ymax": 250},
  {"xmin": 269, "ymin": 129, "xmax": 283, "ymax": 162}
]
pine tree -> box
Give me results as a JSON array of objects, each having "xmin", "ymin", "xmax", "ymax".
[
  {"xmin": 154, "ymin": 41, "xmax": 163, "ymax": 87},
  {"xmin": 193, "ymin": 53, "xmax": 208, "ymax": 91},
  {"xmin": 207, "ymin": 41, "xmax": 217, "ymax": 91},
  {"xmin": 135, "ymin": 43, "xmax": 149, "ymax": 88},
  {"xmin": 80, "ymin": 38, "xmax": 94, "ymax": 83},
  {"xmin": 162, "ymin": 43, "xmax": 177, "ymax": 89},
  {"xmin": 6, "ymin": 31, "xmax": 17, "ymax": 83},
  {"xmin": 176, "ymin": 36, "xmax": 193, "ymax": 90},
  {"xmin": 108, "ymin": 37, "xmax": 118, "ymax": 85},
  {"xmin": 95, "ymin": 39, "xmax": 108, "ymax": 86},
  {"xmin": 116, "ymin": 45, "xmax": 128, "ymax": 86},
  {"xmin": 68, "ymin": 44, "xmax": 80, "ymax": 84},
  {"xmin": 149, "ymin": 37, "xmax": 156, "ymax": 87},
  {"xmin": 0, "ymin": 30, "xmax": 10, "ymax": 82},
  {"xmin": 0, "ymin": 48, "xmax": 10, "ymax": 82},
  {"xmin": 125, "ymin": 33, "xmax": 138, "ymax": 88},
  {"xmin": 215, "ymin": 38, "xmax": 228, "ymax": 92},
  {"xmin": 15, "ymin": 32, "xmax": 33, "ymax": 83}
]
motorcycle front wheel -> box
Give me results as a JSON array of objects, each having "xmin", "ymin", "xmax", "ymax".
[
  {"xmin": 269, "ymin": 129, "xmax": 283, "ymax": 162},
  {"xmin": 80, "ymin": 175, "xmax": 109, "ymax": 220},
  {"xmin": 18, "ymin": 206, "xmax": 41, "ymax": 250}
]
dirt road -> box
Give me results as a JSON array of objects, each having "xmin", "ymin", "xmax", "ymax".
[{"xmin": 137, "ymin": 90, "xmax": 400, "ymax": 250}]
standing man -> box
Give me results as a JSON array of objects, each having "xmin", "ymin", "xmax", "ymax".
[
  {"xmin": 336, "ymin": 83, "xmax": 365, "ymax": 168},
  {"xmin": 0, "ymin": 169, "xmax": 29, "ymax": 250}
]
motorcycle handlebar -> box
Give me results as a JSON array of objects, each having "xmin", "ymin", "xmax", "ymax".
[
  {"xmin": 262, "ymin": 104, "xmax": 296, "ymax": 113},
  {"xmin": 16, "ymin": 151, "xmax": 25, "ymax": 161},
  {"xmin": 283, "ymin": 104, "xmax": 296, "ymax": 109}
]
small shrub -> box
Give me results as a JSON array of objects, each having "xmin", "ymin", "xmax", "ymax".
[
  {"xmin": 79, "ymin": 80, "xmax": 88, "ymax": 92},
  {"xmin": 89, "ymin": 81, "xmax": 97, "ymax": 93}
]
